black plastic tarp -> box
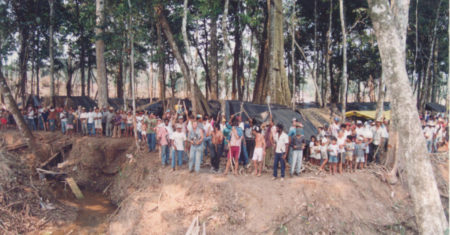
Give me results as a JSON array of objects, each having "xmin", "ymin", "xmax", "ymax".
[
  {"xmin": 225, "ymin": 100, "xmax": 318, "ymax": 139},
  {"xmin": 425, "ymin": 102, "xmax": 446, "ymax": 113},
  {"xmin": 40, "ymin": 96, "xmax": 97, "ymax": 110},
  {"xmin": 335, "ymin": 102, "xmax": 391, "ymax": 111}
]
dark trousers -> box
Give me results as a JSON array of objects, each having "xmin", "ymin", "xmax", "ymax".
[
  {"xmin": 146, "ymin": 133, "xmax": 156, "ymax": 151},
  {"xmin": 211, "ymin": 143, "xmax": 223, "ymax": 170},
  {"xmin": 273, "ymin": 152, "xmax": 286, "ymax": 178},
  {"xmin": 246, "ymin": 138, "xmax": 255, "ymax": 160}
]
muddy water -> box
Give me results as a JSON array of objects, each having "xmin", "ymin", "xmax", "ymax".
[{"xmin": 39, "ymin": 190, "xmax": 116, "ymax": 235}]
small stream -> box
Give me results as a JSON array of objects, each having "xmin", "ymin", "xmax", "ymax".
[{"xmin": 39, "ymin": 189, "xmax": 116, "ymax": 235}]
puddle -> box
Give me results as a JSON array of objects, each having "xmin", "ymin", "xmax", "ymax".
[{"xmin": 38, "ymin": 190, "xmax": 116, "ymax": 235}]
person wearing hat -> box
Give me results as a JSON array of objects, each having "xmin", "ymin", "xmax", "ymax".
[
  {"xmin": 331, "ymin": 117, "xmax": 340, "ymax": 137},
  {"xmin": 171, "ymin": 124, "xmax": 187, "ymax": 170},
  {"xmin": 370, "ymin": 120, "xmax": 384, "ymax": 163}
]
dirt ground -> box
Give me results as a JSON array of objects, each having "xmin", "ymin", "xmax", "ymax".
[{"xmin": 0, "ymin": 130, "xmax": 448, "ymax": 234}]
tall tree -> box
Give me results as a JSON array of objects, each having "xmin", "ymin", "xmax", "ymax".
[
  {"xmin": 253, "ymin": 0, "xmax": 291, "ymax": 105},
  {"xmin": 208, "ymin": 13, "xmax": 219, "ymax": 100},
  {"xmin": 96, "ymin": 0, "xmax": 108, "ymax": 108},
  {"xmin": 49, "ymin": 0, "xmax": 55, "ymax": 106},
  {"xmin": 339, "ymin": 0, "xmax": 348, "ymax": 121},
  {"xmin": 368, "ymin": 0, "xmax": 448, "ymax": 233},
  {"xmin": 156, "ymin": 21, "xmax": 166, "ymax": 105},
  {"xmin": 156, "ymin": 5, "xmax": 210, "ymax": 115}
]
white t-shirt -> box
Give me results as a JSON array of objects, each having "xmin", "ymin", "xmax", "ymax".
[
  {"xmin": 355, "ymin": 127, "xmax": 365, "ymax": 137},
  {"xmin": 423, "ymin": 127, "xmax": 435, "ymax": 141},
  {"xmin": 27, "ymin": 110, "xmax": 34, "ymax": 119},
  {"xmin": 274, "ymin": 132, "xmax": 289, "ymax": 153},
  {"xmin": 136, "ymin": 116, "xmax": 143, "ymax": 131},
  {"xmin": 204, "ymin": 122, "xmax": 213, "ymax": 137},
  {"xmin": 171, "ymin": 131, "xmax": 186, "ymax": 151},
  {"xmin": 328, "ymin": 144, "xmax": 339, "ymax": 156},
  {"xmin": 331, "ymin": 123, "xmax": 340, "ymax": 137},
  {"xmin": 372, "ymin": 127, "xmax": 383, "ymax": 145},
  {"xmin": 80, "ymin": 112, "xmax": 88, "ymax": 123},
  {"xmin": 60, "ymin": 112, "xmax": 67, "ymax": 122},
  {"xmin": 87, "ymin": 112, "xmax": 95, "ymax": 123}
]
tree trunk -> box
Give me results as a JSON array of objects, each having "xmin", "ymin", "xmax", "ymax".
[
  {"xmin": 87, "ymin": 54, "xmax": 92, "ymax": 98},
  {"xmin": 421, "ymin": 0, "xmax": 442, "ymax": 109},
  {"xmin": 156, "ymin": 22, "xmax": 166, "ymax": 105},
  {"xmin": 220, "ymin": 0, "xmax": 231, "ymax": 100},
  {"xmin": 290, "ymin": 6, "xmax": 296, "ymax": 110},
  {"xmin": 76, "ymin": 0, "xmax": 86, "ymax": 97},
  {"xmin": 375, "ymin": 75, "xmax": 386, "ymax": 120},
  {"xmin": 253, "ymin": 1, "xmax": 270, "ymax": 104},
  {"xmin": 0, "ymin": 65, "xmax": 42, "ymax": 159},
  {"xmin": 49, "ymin": 0, "xmax": 55, "ymax": 106},
  {"xmin": 268, "ymin": 0, "xmax": 291, "ymax": 105},
  {"xmin": 209, "ymin": 14, "xmax": 219, "ymax": 100},
  {"xmin": 368, "ymin": 0, "xmax": 448, "ymax": 233},
  {"xmin": 339, "ymin": 0, "xmax": 348, "ymax": 121},
  {"xmin": 117, "ymin": 59, "xmax": 124, "ymax": 99},
  {"xmin": 66, "ymin": 52, "xmax": 73, "ymax": 97},
  {"xmin": 325, "ymin": 0, "xmax": 333, "ymax": 107},
  {"xmin": 430, "ymin": 40, "xmax": 439, "ymax": 103},
  {"xmin": 157, "ymin": 6, "xmax": 210, "ymax": 115},
  {"xmin": 18, "ymin": 28, "xmax": 29, "ymax": 106},
  {"xmin": 182, "ymin": 0, "xmax": 198, "ymax": 113},
  {"xmin": 96, "ymin": 0, "xmax": 108, "ymax": 109},
  {"xmin": 231, "ymin": 18, "xmax": 242, "ymax": 100}
]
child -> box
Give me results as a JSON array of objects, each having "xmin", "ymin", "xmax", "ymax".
[
  {"xmin": 310, "ymin": 139, "xmax": 320, "ymax": 165},
  {"xmin": 327, "ymin": 137, "xmax": 339, "ymax": 175},
  {"xmin": 344, "ymin": 136, "xmax": 355, "ymax": 172},
  {"xmin": 319, "ymin": 138, "xmax": 328, "ymax": 172},
  {"xmin": 141, "ymin": 123, "xmax": 148, "ymax": 145},
  {"xmin": 354, "ymin": 137, "xmax": 366, "ymax": 169}
]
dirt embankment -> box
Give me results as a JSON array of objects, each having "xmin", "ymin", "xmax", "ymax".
[
  {"xmin": 107, "ymin": 155, "xmax": 418, "ymax": 234},
  {"xmin": 1, "ymin": 130, "xmax": 448, "ymax": 234}
]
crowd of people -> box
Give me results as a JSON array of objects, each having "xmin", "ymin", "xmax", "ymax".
[{"xmin": 0, "ymin": 104, "xmax": 448, "ymax": 180}]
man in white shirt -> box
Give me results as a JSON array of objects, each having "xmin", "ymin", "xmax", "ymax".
[
  {"xmin": 87, "ymin": 108, "xmax": 96, "ymax": 136},
  {"xmin": 171, "ymin": 124, "xmax": 187, "ymax": 170},
  {"xmin": 60, "ymin": 109, "xmax": 67, "ymax": 134},
  {"xmin": 272, "ymin": 123, "xmax": 289, "ymax": 181},
  {"xmin": 79, "ymin": 108, "xmax": 88, "ymax": 136},
  {"xmin": 371, "ymin": 121, "xmax": 384, "ymax": 163},
  {"xmin": 331, "ymin": 117, "xmax": 340, "ymax": 138},
  {"xmin": 423, "ymin": 123, "xmax": 435, "ymax": 153}
]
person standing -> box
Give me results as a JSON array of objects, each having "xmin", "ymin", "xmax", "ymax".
[
  {"xmin": 145, "ymin": 113, "xmax": 157, "ymax": 152},
  {"xmin": 27, "ymin": 106, "xmax": 36, "ymax": 131},
  {"xmin": 171, "ymin": 124, "xmax": 186, "ymax": 171},
  {"xmin": 211, "ymin": 123, "xmax": 224, "ymax": 173},
  {"xmin": 290, "ymin": 127, "xmax": 305, "ymax": 176},
  {"xmin": 252, "ymin": 126, "xmax": 265, "ymax": 176},
  {"xmin": 188, "ymin": 121, "xmax": 204, "ymax": 173},
  {"xmin": 157, "ymin": 118, "xmax": 172, "ymax": 166},
  {"xmin": 112, "ymin": 110, "xmax": 122, "ymax": 138},
  {"xmin": 105, "ymin": 107, "xmax": 114, "ymax": 137},
  {"xmin": 48, "ymin": 107, "xmax": 57, "ymax": 131},
  {"xmin": 60, "ymin": 108, "xmax": 67, "ymax": 134},
  {"xmin": 94, "ymin": 108, "xmax": 103, "ymax": 137},
  {"xmin": 224, "ymin": 119, "xmax": 243, "ymax": 176},
  {"xmin": 272, "ymin": 124, "xmax": 289, "ymax": 181},
  {"xmin": 80, "ymin": 108, "xmax": 88, "ymax": 135}
]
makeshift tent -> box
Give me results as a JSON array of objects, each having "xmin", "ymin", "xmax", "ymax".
[
  {"xmin": 225, "ymin": 100, "xmax": 318, "ymax": 138},
  {"xmin": 425, "ymin": 103, "xmax": 446, "ymax": 113},
  {"xmin": 345, "ymin": 110, "xmax": 391, "ymax": 120},
  {"xmin": 108, "ymin": 98, "xmax": 158, "ymax": 110},
  {"xmin": 40, "ymin": 96, "xmax": 97, "ymax": 110},
  {"xmin": 337, "ymin": 102, "xmax": 391, "ymax": 111}
]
